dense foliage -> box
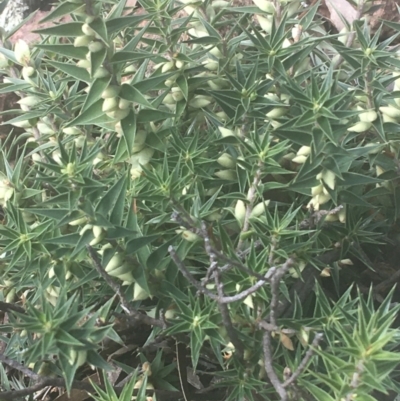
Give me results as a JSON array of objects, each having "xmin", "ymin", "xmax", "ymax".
[{"xmin": 1, "ymin": 0, "xmax": 400, "ymax": 400}]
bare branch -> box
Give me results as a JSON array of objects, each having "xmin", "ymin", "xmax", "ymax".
[
  {"xmin": 0, "ymin": 301, "xmax": 26, "ymax": 315},
  {"xmin": 283, "ymin": 333, "xmax": 323, "ymax": 388},
  {"xmin": 168, "ymin": 246, "xmax": 220, "ymax": 300},
  {"xmin": 86, "ymin": 245, "xmax": 164, "ymax": 328},
  {"xmin": 169, "ymin": 246, "xmax": 277, "ymax": 304},
  {"xmin": 269, "ymin": 258, "xmax": 295, "ymax": 327},
  {"xmin": 171, "ymin": 204, "xmax": 268, "ymax": 281},
  {"xmin": 0, "ymin": 381, "xmax": 50, "ymax": 400},
  {"xmin": 214, "ymin": 268, "xmax": 245, "ymax": 358},
  {"xmin": 263, "ymin": 331, "xmax": 287, "ymax": 401},
  {"xmin": 0, "ymin": 353, "xmax": 39, "ymax": 380},
  {"xmin": 345, "ymin": 360, "xmax": 365, "ymax": 401}
]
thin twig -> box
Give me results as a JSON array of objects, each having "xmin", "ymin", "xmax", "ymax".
[
  {"xmin": 0, "ymin": 354, "xmax": 39, "ymax": 379},
  {"xmin": 269, "ymin": 258, "xmax": 295, "ymax": 327},
  {"xmin": 172, "ymin": 207, "xmax": 266, "ymax": 281},
  {"xmin": 168, "ymin": 246, "xmax": 276, "ymax": 304},
  {"xmin": 345, "ymin": 360, "xmax": 365, "ymax": 401},
  {"xmin": 168, "ymin": 246, "xmax": 219, "ymax": 300},
  {"xmin": 0, "ymin": 352, "xmax": 182, "ymax": 401},
  {"xmin": 86, "ymin": 245, "xmax": 164, "ymax": 328},
  {"xmin": 282, "ymin": 333, "xmax": 323, "ymax": 388},
  {"xmin": 0, "ymin": 301, "xmax": 26, "ymax": 315},
  {"xmin": 263, "ymin": 332, "xmax": 287, "ymax": 401},
  {"xmin": 214, "ymin": 268, "xmax": 244, "ymax": 359},
  {"xmin": 202, "ymin": 223, "xmax": 245, "ymax": 357}
]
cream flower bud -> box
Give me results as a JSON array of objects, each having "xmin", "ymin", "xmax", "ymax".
[
  {"xmin": 218, "ymin": 127, "xmax": 235, "ymax": 137},
  {"xmin": 93, "ymin": 67, "xmax": 110, "ymax": 79},
  {"xmin": 317, "ymin": 193, "xmax": 331, "ymax": 205},
  {"xmin": 63, "ymin": 127, "xmax": 81, "ymax": 136},
  {"xmin": 171, "ymin": 87, "xmax": 184, "ymax": 102},
  {"xmin": 292, "ymin": 155, "xmax": 307, "ymax": 164},
  {"xmin": 380, "ymin": 106, "xmax": 400, "ymax": 119},
  {"xmin": 215, "ymin": 170, "xmax": 236, "ymax": 180},
  {"xmin": 15, "ymin": 40, "xmax": 30, "ymax": 65},
  {"xmin": 382, "ymin": 114, "xmax": 398, "ymax": 124},
  {"xmin": 88, "ymin": 41, "xmax": 104, "ymax": 53},
  {"xmin": 101, "ymin": 85, "xmax": 120, "ymax": 99},
  {"xmin": 81, "ymin": 23, "xmax": 96, "ymax": 36},
  {"xmin": 358, "ymin": 108, "xmax": 378, "ymax": 123},
  {"xmin": 102, "ymin": 97, "xmax": 119, "ymax": 113},
  {"xmin": 321, "ymin": 169, "xmax": 335, "ymax": 190},
  {"xmin": 235, "ymin": 200, "xmax": 246, "ymax": 226},
  {"xmin": 74, "ymin": 35, "xmax": 93, "ymax": 47},
  {"xmin": 340, "ymin": 258, "xmax": 353, "ymax": 265},
  {"xmin": 22, "ymin": 66, "xmax": 35, "ymax": 81},
  {"xmin": 189, "ymin": 96, "xmax": 211, "ymax": 108},
  {"xmin": 253, "ymin": 0, "xmax": 275, "ymax": 13},
  {"xmin": 347, "ymin": 121, "xmax": 372, "ymax": 132},
  {"xmin": 291, "ymin": 24, "xmax": 302, "ymax": 41},
  {"xmin": 250, "ymin": 200, "xmax": 270, "ymax": 218},
  {"xmin": 338, "ymin": 208, "xmax": 346, "ymax": 223},
  {"xmin": 256, "ymin": 15, "xmax": 272, "ymax": 33},
  {"xmin": 215, "ymin": 111, "xmax": 228, "ymax": 122},
  {"xmin": 208, "ymin": 46, "xmax": 223, "ymax": 58},
  {"xmin": 324, "ymin": 214, "xmax": 339, "ymax": 222},
  {"xmin": 132, "ymin": 130, "xmax": 147, "ymax": 151},
  {"xmin": 338, "ymin": 27, "xmax": 349, "ymax": 45},
  {"xmin": 203, "ymin": 60, "xmax": 219, "ymax": 71},
  {"xmin": 0, "ymin": 53, "xmax": 8, "ymax": 68},
  {"xmin": 105, "ymin": 253, "xmax": 124, "ymax": 272},
  {"xmin": 217, "ymin": 153, "xmax": 236, "ymax": 169},
  {"xmin": 118, "ymin": 98, "xmax": 130, "ymax": 110},
  {"xmin": 37, "ymin": 122, "xmax": 55, "ymax": 135},
  {"xmin": 89, "ymin": 230, "xmax": 106, "ymax": 246},
  {"xmin": 77, "ymin": 59, "xmax": 91, "ymax": 68},
  {"xmin": 376, "ymin": 165, "xmax": 385, "ymax": 176},
  {"xmin": 161, "ymin": 61, "xmax": 174, "ymax": 73},
  {"xmin": 131, "ymin": 147, "xmax": 154, "ymax": 165},
  {"xmin": 17, "ymin": 96, "xmax": 41, "ymax": 107},
  {"xmin": 266, "ymin": 107, "xmax": 288, "ymax": 119},
  {"xmin": 296, "ymin": 146, "xmax": 311, "ymax": 157},
  {"xmin": 311, "ymin": 184, "xmax": 324, "ymax": 196},
  {"xmin": 162, "ymin": 94, "xmax": 176, "ymax": 105},
  {"xmin": 134, "ymin": 282, "xmax": 150, "ymax": 300},
  {"xmin": 130, "ymin": 167, "xmax": 143, "ymax": 180},
  {"xmin": 175, "ymin": 59, "xmax": 185, "ymax": 69}
]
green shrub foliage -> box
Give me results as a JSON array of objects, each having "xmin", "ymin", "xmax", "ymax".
[{"xmin": 1, "ymin": 0, "xmax": 400, "ymax": 400}]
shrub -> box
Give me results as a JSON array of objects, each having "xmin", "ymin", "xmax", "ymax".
[{"xmin": 1, "ymin": 0, "xmax": 400, "ymax": 400}]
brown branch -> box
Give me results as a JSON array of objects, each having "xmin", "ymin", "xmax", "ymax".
[
  {"xmin": 168, "ymin": 246, "xmax": 220, "ymax": 300},
  {"xmin": 0, "ymin": 301, "xmax": 26, "ymax": 315},
  {"xmin": 171, "ymin": 207, "xmax": 266, "ymax": 281},
  {"xmin": 345, "ymin": 360, "xmax": 365, "ymax": 401},
  {"xmin": 269, "ymin": 258, "xmax": 295, "ymax": 327},
  {"xmin": 214, "ymin": 268, "xmax": 244, "ymax": 359},
  {"xmin": 0, "ymin": 353, "xmax": 183, "ymax": 401},
  {"xmin": 0, "ymin": 354, "xmax": 39, "ymax": 379},
  {"xmin": 282, "ymin": 333, "xmax": 323, "ymax": 388},
  {"xmin": 0, "ymin": 377, "xmax": 182, "ymax": 401},
  {"xmin": 263, "ymin": 332, "xmax": 287, "ymax": 401},
  {"xmin": 86, "ymin": 245, "xmax": 164, "ymax": 328},
  {"xmin": 168, "ymin": 246, "xmax": 277, "ymax": 304}
]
